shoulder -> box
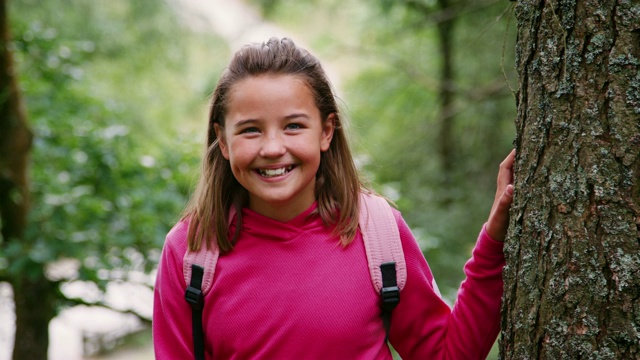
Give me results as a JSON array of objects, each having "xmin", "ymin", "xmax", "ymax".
[
  {"xmin": 156, "ymin": 219, "xmax": 191, "ymax": 289},
  {"xmin": 357, "ymin": 192, "xmax": 412, "ymax": 239},
  {"xmin": 384, "ymin": 205, "xmax": 424, "ymax": 259},
  {"xmin": 162, "ymin": 218, "xmax": 190, "ymax": 257},
  {"xmin": 390, "ymin": 207, "xmax": 411, "ymax": 236}
]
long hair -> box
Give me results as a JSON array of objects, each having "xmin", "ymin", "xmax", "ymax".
[{"xmin": 183, "ymin": 37, "xmax": 366, "ymax": 252}]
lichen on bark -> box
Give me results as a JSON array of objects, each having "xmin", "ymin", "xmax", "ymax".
[{"xmin": 501, "ymin": 0, "xmax": 640, "ymax": 358}]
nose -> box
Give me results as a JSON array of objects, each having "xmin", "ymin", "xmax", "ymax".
[{"xmin": 259, "ymin": 133, "xmax": 286, "ymax": 158}]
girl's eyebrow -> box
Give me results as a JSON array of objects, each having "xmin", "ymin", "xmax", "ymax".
[
  {"xmin": 234, "ymin": 119, "xmax": 259, "ymax": 127},
  {"xmin": 284, "ymin": 113, "xmax": 310, "ymax": 120}
]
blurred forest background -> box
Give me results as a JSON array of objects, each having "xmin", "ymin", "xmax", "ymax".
[{"xmin": 1, "ymin": 0, "xmax": 516, "ymax": 358}]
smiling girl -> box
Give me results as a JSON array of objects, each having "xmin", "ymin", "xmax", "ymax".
[{"xmin": 153, "ymin": 37, "xmax": 515, "ymax": 359}]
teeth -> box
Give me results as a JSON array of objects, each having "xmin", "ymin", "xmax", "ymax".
[{"xmin": 259, "ymin": 166, "xmax": 292, "ymax": 178}]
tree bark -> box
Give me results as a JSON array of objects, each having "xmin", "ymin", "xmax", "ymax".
[
  {"xmin": 0, "ymin": 1, "xmax": 53, "ymax": 359},
  {"xmin": 501, "ymin": 0, "xmax": 640, "ymax": 358}
]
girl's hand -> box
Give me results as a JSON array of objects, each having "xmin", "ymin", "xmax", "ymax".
[{"xmin": 485, "ymin": 149, "xmax": 515, "ymax": 242}]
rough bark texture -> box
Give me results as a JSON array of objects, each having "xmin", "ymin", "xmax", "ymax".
[{"xmin": 501, "ymin": 0, "xmax": 640, "ymax": 358}]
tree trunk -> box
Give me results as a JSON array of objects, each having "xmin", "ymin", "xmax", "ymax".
[
  {"xmin": 0, "ymin": 1, "xmax": 53, "ymax": 359},
  {"xmin": 11, "ymin": 277, "xmax": 57, "ymax": 360},
  {"xmin": 501, "ymin": 0, "xmax": 640, "ymax": 358},
  {"xmin": 436, "ymin": 0, "xmax": 456, "ymax": 196},
  {"xmin": 0, "ymin": 0, "xmax": 30, "ymax": 244}
]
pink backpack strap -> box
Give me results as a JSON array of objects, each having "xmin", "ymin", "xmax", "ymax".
[
  {"xmin": 359, "ymin": 193, "xmax": 407, "ymax": 292},
  {"xmin": 183, "ymin": 207, "xmax": 236, "ymax": 296},
  {"xmin": 183, "ymin": 244, "xmax": 220, "ymax": 296}
]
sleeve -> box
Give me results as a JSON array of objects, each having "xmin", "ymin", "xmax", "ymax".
[
  {"xmin": 389, "ymin": 212, "xmax": 505, "ymax": 360},
  {"xmin": 153, "ymin": 221, "xmax": 196, "ymax": 359}
]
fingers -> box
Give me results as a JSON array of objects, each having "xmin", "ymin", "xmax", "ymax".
[
  {"xmin": 486, "ymin": 150, "xmax": 516, "ymax": 242},
  {"xmin": 502, "ymin": 149, "xmax": 516, "ymax": 168},
  {"xmin": 491, "ymin": 150, "xmax": 515, "ymax": 213},
  {"xmin": 497, "ymin": 149, "xmax": 516, "ymax": 188},
  {"xmin": 498, "ymin": 184, "xmax": 514, "ymax": 214},
  {"xmin": 486, "ymin": 184, "xmax": 514, "ymax": 242}
]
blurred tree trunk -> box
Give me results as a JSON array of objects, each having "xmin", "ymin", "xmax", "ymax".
[
  {"xmin": 11, "ymin": 278, "xmax": 57, "ymax": 360},
  {"xmin": 0, "ymin": 0, "xmax": 29, "ymax": 248},
  {"xmin": 435, "ymin": 0, "xmax": 456, "ymax": 195},
  {"xmin": 0, "ymin": 1, "xmax": 53, "ymax": 359},
  {"xmin": 402, "ymin": 0, "xmax": 459, "ymax": 201},
  {"xmin": 501, "ymin": 0, "xmax": 640, "ymax": 358}
]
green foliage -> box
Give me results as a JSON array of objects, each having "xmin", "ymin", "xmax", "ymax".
[
  {"xmin": 347, "ymin": 1, "xmax": 517, "ymax": 297},
  {"xmin": 2, "ymin": 0, "xmax": 228, "ymax": 292}
]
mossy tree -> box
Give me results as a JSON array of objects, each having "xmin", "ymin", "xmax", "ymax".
[{"xmin": 501, "ymin": 0, "xmax": 640, "ymax": 358}]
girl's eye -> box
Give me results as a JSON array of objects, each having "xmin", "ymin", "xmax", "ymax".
[
  {"xmin": 240, "ymin": 127, "xmax": 259, "ymax": 134},
  {"xmin": 286, "ymin": 123, "xmax": 302, "ymax": 130}
]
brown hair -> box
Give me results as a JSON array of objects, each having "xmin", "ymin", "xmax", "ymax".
[{"xmin": 183, "ymin": 37, "xmax": 366, "ymax": 252}]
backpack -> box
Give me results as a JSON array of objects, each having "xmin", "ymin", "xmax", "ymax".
[{"xmin": 183, "ymin": 193, "xmax": 407, "ymax": 360}]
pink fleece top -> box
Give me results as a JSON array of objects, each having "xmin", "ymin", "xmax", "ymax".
[{"xmin": 153, "ymin": 203, "xmax": 504, "ymax": 359}]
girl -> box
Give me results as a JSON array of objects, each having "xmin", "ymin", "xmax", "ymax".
[{"xmin": 153, "ymin": 37, "xmax": 515, "ymax": 359}]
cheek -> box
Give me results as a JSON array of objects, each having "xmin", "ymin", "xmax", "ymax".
[{"xmin": 226, "ymin": 141, "xmax": 253, "ymax": 168}]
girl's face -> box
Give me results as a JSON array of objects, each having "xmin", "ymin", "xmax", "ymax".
[{"xmin": 215, "ymin": 75, "xmax": 335, "ymax": 221}]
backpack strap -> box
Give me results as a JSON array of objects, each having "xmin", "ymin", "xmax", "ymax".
[
  {"xmin": 183, "ymin": 244, "xmax": 220, "ymax": 298},
  {"xmin": 184, "ymin": 264, "xmax": 206, "ymax": 360},
  {"xmin": 358, "ymin": 193, "xmax": 406, "ymax": 340},
  {"xmin": 183, "ymin": 207, "xmax": 236, "ymax": 360}
]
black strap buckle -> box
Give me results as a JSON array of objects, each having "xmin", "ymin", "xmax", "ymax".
[
  {"xmin": 185, "ymin": 286, "xmax": 204, "ymax": 310},
  {"xmin": 381, "ymin": 286, "xmax": 400, "ymax": 311},
  {"xmin": 380, "ymin": 262, "xmax": 400, "ymax": 311}
]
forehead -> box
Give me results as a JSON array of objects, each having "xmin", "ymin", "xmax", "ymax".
[
  {"xmin": 229, "ymin": 74, "xmax": 311, "ymax": 98},
  {"xmin": 225, "ymin": 75, "xmax": 318, "ymax": 118}
]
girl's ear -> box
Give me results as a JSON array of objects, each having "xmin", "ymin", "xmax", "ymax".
[
  {"xmin": 214, "ymin": 123, "xmax": 230, "ymax": 160},
  {"xmin": 320, "ymin": 113, "xmax": 336, "ymax": 152}
]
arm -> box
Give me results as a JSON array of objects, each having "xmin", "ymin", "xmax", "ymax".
[
  {"xmin": 390, "ymin": 150, "xmax": 515, "ymax": 359},
  {"xmin": 447, "ymin": 225, "xmax": 505, "ymax": 359},
  {"xmin": 389, "ymin": 217, "xmax": 504, "ymax": 360},
  {"xmin": 153, "ymin": 221, "xmax": 196, "ymax": 359}
]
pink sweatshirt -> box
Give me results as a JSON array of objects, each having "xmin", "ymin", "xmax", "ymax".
[{"xmin": 153, "ymin": 203, "xmax": 504, "ymax": 359}]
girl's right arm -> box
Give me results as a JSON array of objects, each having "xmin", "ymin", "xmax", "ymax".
[
  {"xmin": 390, "ymin": 150, "xmax": 514, "ymax": 359},
  {"xmin": 153, "ymin": 221, "xmax": 196, "ymax": 359},
  {"xmin": 388, "ymin": 215, "xmax": 504, "ymax": 360}
]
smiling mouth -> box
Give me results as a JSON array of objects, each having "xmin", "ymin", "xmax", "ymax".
[{"xmin": 258, "ymin": 165, "xmax": 294, "ymax": 178}]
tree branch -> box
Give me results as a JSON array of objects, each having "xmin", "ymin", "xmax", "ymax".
[{"xmin": 62, "ymin": 295, "xmax": 152, "ymax": 325}]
